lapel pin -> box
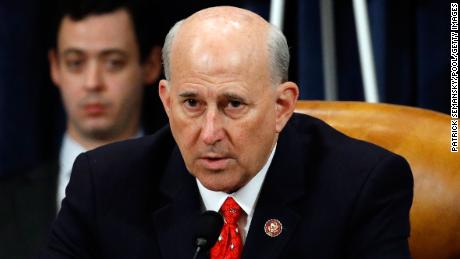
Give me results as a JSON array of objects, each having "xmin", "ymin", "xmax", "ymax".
[{"xmin": 264, "ymin": 219, "xmax": 283, "ymax": 237}]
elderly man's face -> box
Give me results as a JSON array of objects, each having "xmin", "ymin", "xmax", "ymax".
[{"xmin": 160, "ymin": 16, "xmax": 297, "ymax": 193}]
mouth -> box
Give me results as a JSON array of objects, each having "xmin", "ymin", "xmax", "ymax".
[
  {"xmin": 198, "ymin": 156, "xmax": 232, "ymax": 171},
  {"xmin": 83, "ymin": 103, "xmax": 106, "ymax": 116}
]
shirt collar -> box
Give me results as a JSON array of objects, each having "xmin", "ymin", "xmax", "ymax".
[
  {"xmin": 197, "ymin": 144, "xmax": 277, "ymax": 218},
  {"xmin": 59, "ymin": 129, "xmax": 144, "ymax": 177},
  {"xmin": 59, "ymin": 133, "xmax": 86, "ymax": 179}
]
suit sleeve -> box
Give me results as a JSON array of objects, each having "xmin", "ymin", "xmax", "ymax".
[
  {"xmin": 39, "ymin": 153, "xmax": 99, "ymax": 258},
  {"xmin": 347, "ymin": 153, "xmax": 414, "ymax": 259}
]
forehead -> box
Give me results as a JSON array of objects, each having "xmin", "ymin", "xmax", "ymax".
[
  {"xmin": 170, "ymin": 17, "xmax": 269, "ymax": 84},
  {"xmin": 57, "ymin": 8, "xmax": 137, "ymax": 53}
]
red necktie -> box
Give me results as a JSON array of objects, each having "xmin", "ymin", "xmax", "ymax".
[{"xmin": 210, "ymin": 197, "xmax": 243, "ymax": 259}]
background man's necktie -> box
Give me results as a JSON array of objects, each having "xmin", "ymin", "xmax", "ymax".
[{"xmin": 210, "ymin": 197, "xmax": 243, "ymax": 259}]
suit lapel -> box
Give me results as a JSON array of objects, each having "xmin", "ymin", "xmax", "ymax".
[
  {"xmin": 242, "ymin": 190, "xmax": 301, "ymax": 259},
  {"xmin": 243, "ymin": 117, "xmax": 313, "ymax": 259},
  {"xmin": 152, "ymin": 147, "xmax": 204, "ymax": 259}
]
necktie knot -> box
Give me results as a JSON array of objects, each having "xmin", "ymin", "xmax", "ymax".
[{"xmin": 221, "ymin": 197, "xmax": 242, "ymax": 225}]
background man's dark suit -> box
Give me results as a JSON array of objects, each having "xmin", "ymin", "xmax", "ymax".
[
  {"xmin": 0, "ymin": 162, "xmax": 58, "ymax": 258},
  {"xmin": 41, "ymin": 113, "xmax": 413, "ymax": 258}
]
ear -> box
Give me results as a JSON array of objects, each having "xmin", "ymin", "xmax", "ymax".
[
  {"xmin": 48, "ymin": 49, "xmax": 61, "ymax": 88},
  {"xmin": 275, "ymin": 81, "xmax": 299, "ymax": 133},
  {"xmin": 142, "ymin": 46, "xmax": 162, "ymax": 85},
  {"xmin": 158, "ymin": 79, "xmax": 172, "ymax": 118}
]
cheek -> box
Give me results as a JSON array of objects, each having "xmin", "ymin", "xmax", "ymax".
[
  {"xmin": 59, "ymin": 69, "xmax": 85, "ymax": 87},
  {"xmin": 234, "ymin": 109, "xmax": 276, "ymax": 161},
  {"xmin": 169, "ymin": 118, "xmax": 201, "ymax": 168},
  {"xmin": 239, "ymin": 107, "xmax": 276, "ymax": 139},
  {"xmin": 59, "ymin": 84, "xmax": 83, "ymax": 110},
  {"xmin": 119, "ymin": 87, "xmax": 143, "ymax": 108},
  {"xmin": 170, "ymin": 113, "xmax": 200, "ymax": 145},
  {"xmin": 106, "ymin": 65, "xmax": 144, "ymax": 90},
  {"xmin": 58, "ymin": 73, "xmax": 87, "ymax": 107},
  {"xmin": 105, "ymin": 73, "xmax": 144, "ymax": 102}
]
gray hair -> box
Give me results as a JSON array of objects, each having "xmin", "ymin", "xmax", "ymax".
[
  {"xmin": 267, "ymin": 24, "xmax": 290, "ymax": 84},
  {"xmin": 162, "ymin": 20, "xmax": 290, "ymax": 85},
  {"xmin": 162, "ymin": 19, "xmax": 184, "ymax": 82}
]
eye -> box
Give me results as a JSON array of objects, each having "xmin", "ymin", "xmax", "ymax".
[
  {"xmin": 65, "ymin": 59, "xmax": 84, "ymax": 72},
  {"xmin": 105, "ymin": 59, "xmax": 125, "ymax": 71},
  {"xmin": 182, "ymin": 98, "xmax": 206, "ymax": 116},
  {"xmin": 225, "ymin": 99, "xmax": 246, "ymax": 110},
  {"xmin": 183, "ymin": 99, "xmax": 205, "ymax": 113},
  {"xmin": 223, "ymin": 98, "xmax": 248, "ymax": 118},
  {"xmin": 185, "ymin": 99, "xmax": 198, "ymax": 108},
  {"xmin": 229, "ymin": 100, "xmax": 242, "ymax": 108}
]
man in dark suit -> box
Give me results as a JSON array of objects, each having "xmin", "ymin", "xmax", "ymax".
[
  {"xmin": 0, "ymin": 1, "xmax": 166, "ymax": 258},
  {"xmin": 40, "ymin": 6, "xmax": 413, "ymax": 259}
]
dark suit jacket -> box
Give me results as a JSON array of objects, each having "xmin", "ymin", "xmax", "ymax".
[
  {"xmin": 40, "ymin": 113, "xmax": 413, "ymax": 258},
  {"xmin": 0, "ymin": 161, "xmax": 58, "ymax": 259}
]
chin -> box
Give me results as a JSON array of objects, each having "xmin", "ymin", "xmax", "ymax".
[
  {"xmin": 83, "ymin": 126, "xmax": 116, "ymax": 140},
  {"xmin": 188, "ymin": 162, "xmax": 246, "ymax": 193},
  {"xmin": 196, "ymin": 172, "xmax": 243, "ymax": 194}
]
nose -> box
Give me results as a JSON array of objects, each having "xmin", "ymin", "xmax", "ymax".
[
  {"xmin": 83, "ymin": 61, "xmax": 103, "ymax": 91},
  {"xmin": 201, "ymin": 108, "xmax": 225, "ymax": 145}
]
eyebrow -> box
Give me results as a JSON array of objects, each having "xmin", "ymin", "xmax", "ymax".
[
  {"xmin": 61, "ymin": 48, "xmax": 127, "ymax": 58},
  {"xmin": 61, "ymin": 48, "xmax": 83, "ymax": 57},
  {"xmin": 99, "ymin": 49, "xmax": 127, "ymax": 58},
  {"xmin": 178, "ymin": 91, "xmax": 198, "ymax": 98},
  {"xmin": 178, "ymin": 91, "xmax": 247, "ymax": 101},
  {"xmin": 222, "ymin": 93, "xmax": 244, "ymax": 101}
]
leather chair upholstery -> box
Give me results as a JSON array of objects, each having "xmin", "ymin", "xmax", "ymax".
[{"xmin": 294, "ymin": 101, "xmax": 460, "ymax": 259}]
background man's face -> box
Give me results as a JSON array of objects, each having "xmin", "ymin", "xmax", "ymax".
[
  {"xmin": 160, "ymin": 19, "xmax": 279, "ymax": 193},
  {"xmin": 50, "ymin": 9, "xmax": 147, "ymax": 141}
]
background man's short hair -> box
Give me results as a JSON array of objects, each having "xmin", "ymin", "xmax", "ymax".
[{"xmin": 51, "ymin": 0, "xmax": 168, "ymax": 63}]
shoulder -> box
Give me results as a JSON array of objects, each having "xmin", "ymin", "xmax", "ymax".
[
  {"xmin": 74, "ymin": 125, "xmax": 176, "ymax": 182},
  {"xmin": 85, "ymin": 125, "xmax": 175, "ymax": 164},
  {"xmin": 78, "ymin": 125, "xmax": 176, "ymax": 178},
  {"xmin": 286, "ymin": 112, "xmax": 407, "ymax": 170},
  {"xmin": 66, "ymin": 125, "xmax": 177, "ymax": 215},
  {"xmin": 281, "ymin": 113, "xmax": 413, "ymax": 198}
]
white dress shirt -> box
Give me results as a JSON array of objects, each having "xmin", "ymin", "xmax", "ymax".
[
  {"xmin": 57, "ymin": 131, "xmax": 143, "ymax": 210},
  {"xmin": 57, "ymin": 133, "xmax": 86, "ymax": 210},
  {"xmin": 196, "ymin": 144, "xmax": 277, "ymax": 243}
]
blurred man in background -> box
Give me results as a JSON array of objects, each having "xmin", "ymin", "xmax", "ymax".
[{"xmin": 0, "ymin": 0, "xmax": 166, "ymax": 258}]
